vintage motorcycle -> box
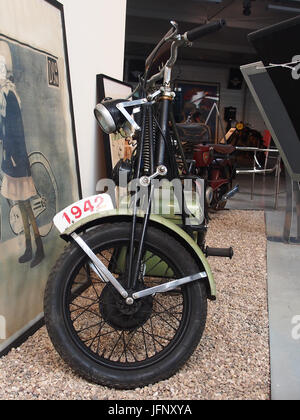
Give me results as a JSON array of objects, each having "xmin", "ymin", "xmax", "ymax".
[
  {"xmin": 44, "ymin": 19, "xmax": 233, "ymax": 389},
  {"xmin": 175, "ymin": 122, "xmax": 239, "ymax": 210},
  {"xmin": 193, "ymin": 143, "xmax": 238, "ymax": 210},
  {"xmin": 229, "ymin": 121, "xmax": 265, "ymax": 167}
]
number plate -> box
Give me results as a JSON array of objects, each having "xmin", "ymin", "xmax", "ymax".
[{"xmin": 54, "ymin": 194, "xmax": 114, "ymax": 233}]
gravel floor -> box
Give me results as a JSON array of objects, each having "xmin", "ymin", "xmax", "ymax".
[{"xmin": 0, "ymin": 210, "xmax": 270, "ymax": 400}]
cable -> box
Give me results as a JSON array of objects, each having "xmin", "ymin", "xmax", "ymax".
[{"xmin": 207, "ymin": 0, "xmax": 234, "ymax": 21}]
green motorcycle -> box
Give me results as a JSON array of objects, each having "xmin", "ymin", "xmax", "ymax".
[{"xmin": 44, "ymin": 19, "xmax": 232, "ymax": 389}]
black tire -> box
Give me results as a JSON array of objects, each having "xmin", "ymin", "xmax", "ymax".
[{"xmin": 44, "ymin": 222, "xmax": 207, "ymax": 389}]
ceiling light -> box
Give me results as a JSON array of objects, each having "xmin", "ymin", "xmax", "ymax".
[
  {"xmin": 268, "ymin": 4, "xmax": 300, "ymax": 13},
  {"xmin": 192, "ymin": 0, "xmax": 223, "ymax": 3}
]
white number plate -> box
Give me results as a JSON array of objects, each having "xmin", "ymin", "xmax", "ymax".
[{"xmin": 54, "ymin": 193, "xmax": 114, "ymax": 233}]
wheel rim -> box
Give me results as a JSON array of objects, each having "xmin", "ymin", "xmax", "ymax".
[
  {"xmin": 29, "ymin": 152, "xmax": 58, "ymax": 237},
  {"xmin": 62, "ymin": 238, "xmax": 192, "ymax": 370}
]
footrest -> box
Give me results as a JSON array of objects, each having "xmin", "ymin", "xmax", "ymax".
[{"xmin": 205, "ymin": 246, "xmax": 234, "ymax": 259}]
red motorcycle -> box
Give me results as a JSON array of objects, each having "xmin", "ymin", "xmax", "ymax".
[
  {"xmin": 193, "ymin": 143, "xmax": 239, "ymax": 210},
  {"xmin": 175, "ymin": 122, "xmax": 239, "ymax": 210}
]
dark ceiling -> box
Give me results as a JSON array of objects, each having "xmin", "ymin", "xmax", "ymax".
[{"xmin": 125, "ymin": 0, "xmax": 300, "ymax": 69}]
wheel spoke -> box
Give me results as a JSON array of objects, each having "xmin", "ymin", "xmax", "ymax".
[
  {"xmin": 118, "ymin": 331, "xmax": 139, "ymax": 363},
  {"xmin": 71, "ymin": 299, "xmax": 99, "ymax": 323},
  {"xmin": 70, "ymin": 302, "xmax": 100, "ymax": 318},
  {"xmin": 144, "ymin": 257, "xmax": 163, "ymax": 276},
  {"xmin": 141, "ymin": 325, "xmax": 166, "ymax": 350},
  {"xmin": 66, "ymin": 239, "xmax": 188, "ymax": 367},
  {"xmin": 107, "ymin": 330, "xmax": 123, "ymax": 360},
  {"xmin": 150, "ymin": 307, "xmax": 180, "ymax": 332},
  {"xmin": 77, "ymin": 321, "xmax": 104, "ymax": 336},
  {"xmin": 152, "ymin": 297, "xmax": 183, "ymax": 323}
]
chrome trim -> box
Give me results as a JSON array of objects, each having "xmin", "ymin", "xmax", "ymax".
[
  {"xmin": 140, "ymin": 165, "xmax": 168, "ymax": 187},
  {"xmin": 132, "ymin": 272, "xmax": 207, "ymax": 300},
  {"xmin": 235, "ymin": 146, "xmax": 278, "ymax": 153},
  {"xmin": 116, "ymin": 98, "xmax": 148, "ymax": 131},
  {"xmin": 205, "ymin": 186, "xmax": 214, "ymax": 205},
  {"xmin": 88, "ymin": 262, "xmax": 108, "ymax": 283},
  {"xmin": 94, "ymin": 103, "xmax": 116, "ymax": 134},
  {"xmin": 220, "ymin": 184, "xmax": 239, "ymax": 202},
  {"xmin": 71, "ymin": 233, "xmax": 128, "ymax": 298}
]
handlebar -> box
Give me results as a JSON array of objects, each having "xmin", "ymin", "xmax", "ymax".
[
  {"xmin": 145, "ymin": 19, "xmax": 226, "ymax": 88},
  {"xmin": 185, "ymin": 19, "xmax": 226, "ymax": 42}
]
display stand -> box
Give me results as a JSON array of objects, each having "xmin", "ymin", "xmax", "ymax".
[
  {"xmin": 241, "ymin": 59, "xmax": 300, "ymax": 245},
  {"xmin": 243, "ymin": 14, "xmax": 300, "ymax": 244},
  {"xmin": 282, "ymin": 171, "xmax": 300, "ymax": 244},
  {"xmin": 235, "ymin": 147, "xmax": 280, "ymax": 207}
]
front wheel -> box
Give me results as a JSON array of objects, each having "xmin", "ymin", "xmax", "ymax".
[{"xmin": 44, "ymin": 222, "xmax": 207, "ymax": 389}]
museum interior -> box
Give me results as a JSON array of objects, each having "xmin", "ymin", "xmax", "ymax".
[{"xmin": 0, "ymin": 0, "xmax": 300, "ymax": 401}]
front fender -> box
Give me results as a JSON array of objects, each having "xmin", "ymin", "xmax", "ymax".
[{"xmin": 60, "ymin": 209, "xmax": 216, "ymax": 300}]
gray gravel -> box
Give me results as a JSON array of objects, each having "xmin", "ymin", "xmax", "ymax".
[{"xmin": 0, "ymin": 210, "xmax": 270, "ymax": 400}]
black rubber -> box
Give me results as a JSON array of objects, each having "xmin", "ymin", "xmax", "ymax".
[
  {"xmin": 205, "ymin": 246, "xmax": 233, "ymax": 259},
  {"xmin": 186, "ymin": 19, "xmax": 226, "ymax": 42},
  {"xmin": 44, "ymin": 222, "xmax": 207, "ymax": 389}
]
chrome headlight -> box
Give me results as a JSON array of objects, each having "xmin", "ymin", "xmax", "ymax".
[{"xmin": 94, "ymin": 99, "xmax": 127, "ymax": 135}]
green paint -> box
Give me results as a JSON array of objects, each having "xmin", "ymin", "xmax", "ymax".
[{"xmin": 62, "ymin": 209, "xmax": 216, "ymax": 298}]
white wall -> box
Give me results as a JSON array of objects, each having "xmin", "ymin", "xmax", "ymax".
[
  {"xmin": 175, "ymin": 63, "xmax": 267, "ymax": 136},
  {"xmin": 61, "ymin": 0, "xmax": 127, "ymax": 196}
]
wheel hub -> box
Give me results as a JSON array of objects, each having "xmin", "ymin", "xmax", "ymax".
[{"xmin": 99, "ymin": 279, "xmax": 153, "ymax": 331}]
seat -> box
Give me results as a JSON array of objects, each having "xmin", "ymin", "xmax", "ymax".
[
  {"xmin": 211, "ymin": 144, "xmax": 236, "ymax": 155},
  {"xmin": 175, "ymin": 123, "xmax": 211, "ymax": 144}
]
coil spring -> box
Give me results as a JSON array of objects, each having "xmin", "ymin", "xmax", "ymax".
[{"xmin": 143, "ymin": 110, "xmax": 156, "ymax": 175}]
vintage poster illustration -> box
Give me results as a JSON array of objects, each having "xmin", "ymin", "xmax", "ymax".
[{"xmin": 0, "ymin": 0, "xmax": 80, "ymax": 353}]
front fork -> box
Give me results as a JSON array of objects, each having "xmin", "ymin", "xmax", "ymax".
[
  {"xmin": 71, "ymin": 98, "xmax": 213, "ymax": 303},
  {"xmin": 126, "ymin": 96, "xmax": 207, "ymax": 285},
  {"xmin": 156, "ymin": 97, "xmax": 170, "ymax": 166},
  {"xmin": 127, "ymin": 97, "xmax": 173, "ymax": 291},
  {"xmin": 70, "ymin": 231, "xmax": 208, "ymax": 304}
]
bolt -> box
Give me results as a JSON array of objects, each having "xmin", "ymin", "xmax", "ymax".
[
  {"xmin": 126, "ymin": 297, "xmax": 134, "ymax": 305},
  {"xmin": 157, "ymin": 165, "xmax": 168, "ymax": 176},
  {"xmin": 140, "ymin": 176, "xmax": 150, "ymax": 187}
]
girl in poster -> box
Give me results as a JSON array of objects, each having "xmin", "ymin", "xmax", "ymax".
[{"xmin": 0, "ymin": 40, "xmax": 44, "ymax": 268}]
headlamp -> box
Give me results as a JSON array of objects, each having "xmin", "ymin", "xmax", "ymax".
[{"xmin": 94, "ymin": 99, "xmax": 128, "ymax": 135}]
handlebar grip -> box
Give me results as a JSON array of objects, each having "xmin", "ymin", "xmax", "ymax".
[
  {"xmin": 185, "ymin": 19, "xmax": 226, "ymax": 42},
  {"xmin": 205, "ymin": 246, "xmax": 234, "ymax": 259}
]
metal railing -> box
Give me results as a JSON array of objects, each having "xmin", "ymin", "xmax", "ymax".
[{"xmin": 235, "ymin": 146, "xmax": 281, "ymax": 208}]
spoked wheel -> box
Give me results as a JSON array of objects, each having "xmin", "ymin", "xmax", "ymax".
[
  {"xmin": 29, "ymin": 152, "xmax": 58, "ymax": 237},
  {"xmin": 44, "ymin": 222, "xmax": 207, "ymax": 389}
]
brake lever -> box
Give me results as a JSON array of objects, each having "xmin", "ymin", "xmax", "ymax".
[
  {"xmin": 164, "ymin": 20, "xmax": 179, "ymax": 42},
  {"xmin": 170, "ymin": 20, "xmax": 179, "ymax": 36}
]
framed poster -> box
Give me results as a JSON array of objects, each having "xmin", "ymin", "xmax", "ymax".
[
  {"xmin": 96, "ymin": 74, "xmax": 133, "ymax": 177},
  {"xmin": 173, "ymin": 80, "xmax": 221, "ymax": 142},
  {"xmin": 0, "ymin": 0, "xmax": 81, "ymax": 355},
  {"xmin": 228, "ymin": 68, "xmax": 243, "ymax": 90}
]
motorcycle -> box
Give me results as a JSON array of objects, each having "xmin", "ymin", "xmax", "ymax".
[
  {"xmin": 193, "ymin": 143, "xmax": 239, "ymax": 210},
  {"xmin": 229, "ymin": 121, "xmax": 265, "ymax": 167},
  {"xmin": 44, "ymin": 19, "xmax": 233, "ymax": 389},
  {"xmin": 175, "ymin": 120, "xmax": 239, "ymax": 210}
]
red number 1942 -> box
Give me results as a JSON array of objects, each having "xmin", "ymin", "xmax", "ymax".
[{"xmin": 62, "ymin": 196, "xmax": 105, "ymax": 225}]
